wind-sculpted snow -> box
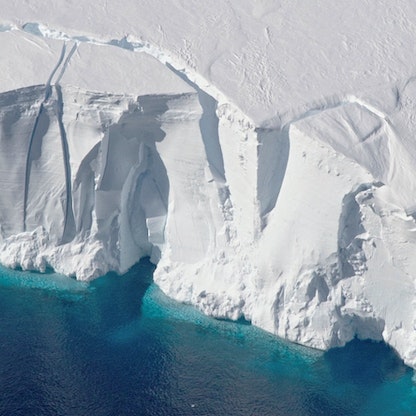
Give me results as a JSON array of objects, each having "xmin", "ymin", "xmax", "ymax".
[{"xmin": 3, "ymin": 1, "xmax": 416, "ymax": 371}]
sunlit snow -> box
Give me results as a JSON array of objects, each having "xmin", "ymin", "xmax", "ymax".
[{"xmin": 1, "ymin": 1, "xmax": 416, "ymax": 369}]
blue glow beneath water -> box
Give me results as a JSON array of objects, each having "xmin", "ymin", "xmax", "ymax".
[{"xmin": 0, "ymin": 260, "xmax": 416, "ymax": 416}]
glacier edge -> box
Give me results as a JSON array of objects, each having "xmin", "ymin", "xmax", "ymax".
[{"xmin": 1, "ymin": 23, "xmax": 416, "ymax": 371}]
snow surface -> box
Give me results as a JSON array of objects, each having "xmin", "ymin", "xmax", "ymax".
[{"xmin": 2, "ymin": 1, "xmax": 416, "ymax": 368}]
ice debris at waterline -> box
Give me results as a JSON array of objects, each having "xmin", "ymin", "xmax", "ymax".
[{"xmin": 2, "ymin": 1, "xmax": 416, "ymax": 369}]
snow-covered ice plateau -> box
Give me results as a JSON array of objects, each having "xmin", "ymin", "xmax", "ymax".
[{"xmin": 2, "ymin": 0, "xmax": 416, "ymax": 368}]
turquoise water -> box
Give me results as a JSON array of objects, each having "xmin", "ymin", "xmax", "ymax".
[{"xmin": 0, "ymin": 260, "xmax": 415, "ymax": 415}]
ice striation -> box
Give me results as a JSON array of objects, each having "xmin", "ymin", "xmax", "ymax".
[{"xmin": 2, "ymin": 1, "xmax": 416, "ymax": 370}]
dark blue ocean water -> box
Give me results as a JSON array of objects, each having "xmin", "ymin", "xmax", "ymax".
[{"xmin": 0, "ymin": 260, "xmax": 415, "ymax": 416}]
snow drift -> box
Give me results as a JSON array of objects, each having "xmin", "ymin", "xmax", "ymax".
[{"xmin": 3, "ymin": 1, "xmax": 416, "ymax": 370}]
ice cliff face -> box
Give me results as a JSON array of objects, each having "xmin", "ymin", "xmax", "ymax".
[
  {"xmin": 3, "ymin": 1, "xmax": 416, "ymax": 370},
  {"xmin": 0, "ymin": 30, "xmax": 216, "ymax": 280}
]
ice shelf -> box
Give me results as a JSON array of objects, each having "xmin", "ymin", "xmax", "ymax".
[{"xmin": 2, "ymin": 1, "xmax": 416, "ymax": 369}]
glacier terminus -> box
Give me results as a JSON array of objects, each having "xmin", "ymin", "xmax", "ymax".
[{"xmin": 2, "ymin": 0, "xmax": 416, "ymax": 369}]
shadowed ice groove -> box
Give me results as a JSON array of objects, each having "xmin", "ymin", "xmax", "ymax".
[
  {"xmin": 21, "ymin": 22, "xmax": 45, "ymax": 37},
  {"xmin": 165, "ymin": 62, "xmax": 226, "ymax": 183},
  {"xmin": 23, "ymin": 42, "xmax": 75, "ymax": 238},
  {"xmin": 55, "ymin": 85, "xmax": 76, "ymax": 244},
  {"xmin": 257, "ymin": 127, "xmax": 290, "ymax": 227}
]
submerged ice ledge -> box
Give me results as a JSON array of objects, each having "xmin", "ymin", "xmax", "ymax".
[{"xmin": 2, "ymin": 24, "xmax": 416, "ymax": 371}]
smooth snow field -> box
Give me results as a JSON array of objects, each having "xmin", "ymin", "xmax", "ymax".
[{"xmin": 0, "ymin": 263, "xmax": 415, "ymax": 416}]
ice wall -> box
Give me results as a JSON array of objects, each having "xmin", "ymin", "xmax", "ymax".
[
  {"xmin": 3, "ymin": 24, "xmax": 416, "ymax": 371},
  {"xmin": 0, "ymin": 31, "xmax": 218, "ymax": 279}
]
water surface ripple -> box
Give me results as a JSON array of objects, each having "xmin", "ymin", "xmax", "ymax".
[{"xmin": 0, "ymin": 260, "xmax": 415, "ymax": 415}]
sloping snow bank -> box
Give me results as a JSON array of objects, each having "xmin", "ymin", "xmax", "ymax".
[{"xmin": 2, "ymin": 25, "xmax": 416, "ymax": 370}]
